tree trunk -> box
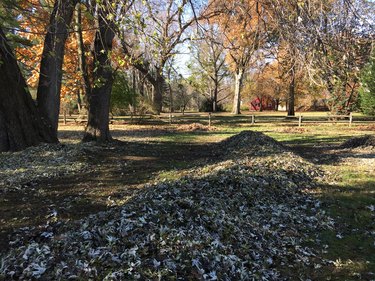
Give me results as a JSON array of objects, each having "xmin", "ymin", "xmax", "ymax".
[
  {"xmin": 213, "ymin": 81, "xmax": 218, "ymax": 112},
  {"xmin": 287, "ymin": 67, "xmax": 295, "ymax": 116},
  {"xmin": 76, "ymin": 88, "xmax": 82, "ymax": 112},
  {"xmin": 167, "ymin": 67, "xmax": 174, "ymax": 113},
  {"xmin": 82, "ymin": 3, "xmax": 115, "ymax": 142},
  {"xmin": 37, "ymin": 0, "xmax": 77, "ymax": 135},
  {"xmin": 74, "ymin": 3, "xmax": 91, "ymax": 105},
  {"xmin": 168, "ymin": 83, "xmax": 174, "ymax": 113},
  {"xmin": 152, "ymin": 72, "xmax": 164, "ymax": 114},
  {"xmin": 130, "ymin": 69, "xmax": 137, "ymax": 113},
  {"xmin": 232, "ymin": 69, "xmax": 244, "ymax": 115},
  {"xmin": 138, "ymin": 71, "xmax": 145, "ymax": 97},
  {"xmin": 0, "ymin": 28, "xmax": 57, "ymax": 152},
  {"xmin": 275, "ymin": 98, "xmax": 280, "ymax": 111},
  {"xmin": 345, "ymin": 81, "xmax": 357, "ymax": 112}
]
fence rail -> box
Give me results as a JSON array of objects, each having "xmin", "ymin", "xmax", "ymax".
[{"xmin": 59, "ymin": 112, "xmax": 374, "ymax": 127}]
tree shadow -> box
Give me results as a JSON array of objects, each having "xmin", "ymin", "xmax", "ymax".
[{"xmin": 0, "ymin": 136, "xmax": 219, "ymax": 253}]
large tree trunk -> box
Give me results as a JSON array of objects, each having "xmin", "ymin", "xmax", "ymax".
[
  {"xmin": 287, "ymin": 66, "xmax": 295, "ymax": 116},
  {"xmin": 37, "ymin": 0, "xmax": 77, "ymax": 135},
  {"xmin": 0, "ymin": 28, "xmax": 57, "ymax": 152},
  {"xmin": 82, "ymin": 3, "xmax": 115, "ymax": 142},
  {"xmin": 152, "ymin": 72, "xmax": 164, "ymax": 114},
  {"xmin": 232, "ymin": 68, "xmax": 244, "ymax": 115}
]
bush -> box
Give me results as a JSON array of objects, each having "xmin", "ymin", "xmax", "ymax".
[
  {"xmin": 199, "ymin": 99, "xmax": 224, "ymax": 112},
  {"xmin": 359, "ymin": 52, "xmax": 375, "ymax": 116}
]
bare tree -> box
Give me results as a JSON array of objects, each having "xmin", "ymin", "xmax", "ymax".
[
  {"xmin": 213, "ymin": 0, "xmax": 269, "ymax": 114},
  {"xmin": 310, "ymin": 0, "xmax": 374, "ymax": 113},
  {"xmin": 264, "ymin": 0, "xmax": 374, "ymax": 114},
  {"xmin": 189, "ymin": 24, "xmax": 229, "ymax": 112},
  {"xmin": 119, "ymin": 0, "xmax": 218, "ymax": 114}
]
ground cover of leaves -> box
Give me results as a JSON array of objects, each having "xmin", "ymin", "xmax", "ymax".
[
  {"xmin": 340, "ymin": 135, "xmax": 375, "ymax": 149},
  {"xmin": 175, "ymin": 123, "xmax": 216, "ymax": 132},
  {"xmin": 0, "ymin": 131, "xmax": 339, "ymax": 280},
  {"xmin": 0, "ymin": 143, "xmax": 96, "ymax": 192}
]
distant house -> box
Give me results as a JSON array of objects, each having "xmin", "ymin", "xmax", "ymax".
[{"xmin": 249, "ymin": 96, "xmax": 276, "ymax": 111}]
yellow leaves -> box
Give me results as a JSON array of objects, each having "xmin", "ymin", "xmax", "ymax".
[
  {"xmin": 297, "ymin": 0, "xmax": 304, "ymax": 8},
  {"xmin": 107, "ymin": 13, "xmax": 114, "ymax": 21},
  {"xmin": 118, "ymin": 58, "xmax": 126, "ymax": 67}
]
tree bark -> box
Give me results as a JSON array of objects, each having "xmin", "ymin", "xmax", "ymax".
[
  {"xmin": 167, "ymin": 68, "xmax": 174, "ymax": 113},
  {"xmin": 74, "ymin": 3, "xmax": 91, "ymax": 105},
  {"xmin": 213, "ymin": 80, "xmax": 218, "ymax": 112},
  {"xmin": 287, "ymin": 66, "xmax": 295, "ymax": 116},
  {"xmin": 232, "ymin": 68, "xmax": 244, "ymax": 115},
  {"xmin": 0, "ymin": 28, "xmax": 57, "ymax": 152},
  {"xmin": 82, "ymin": 3, "xmax": 115, "ymax": 142},
  {"xmin": 37, "ymin": 0, "xmax": 77, "ymax": 135},
  {"xmin": 275, "ymin": 98, "xmax": 280, "ymax": 111},
  {"xmin": 76, "ymin": 88, "xmax": 82, "ymax": 112},
  {"xmin": 152, "ymin": 72, "xmax": 164, "ymax": 114}
]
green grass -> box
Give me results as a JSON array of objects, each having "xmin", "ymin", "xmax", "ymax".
[
  {"xmin": 307, "ymin": 157, "xmax": 374, "ymax": 280},
  {"xmin": 157, "ymin": 123, "xmax": 371, "ymax": 145}
]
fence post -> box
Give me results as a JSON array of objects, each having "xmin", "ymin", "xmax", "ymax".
[
  {"xmin": 251, "ymin": 115, "xmax": 255, "ymax": 125},
  {"xmin": 169, "ymin": 113, "xmax": 172, "ymax": 125},
  {"xmin": 349, "ymin": 112, "xmax": 353, "ymax": 127},
  {"xmin": 298, "ymin": 114, "xmax": 302, "ymax": 127},
  {"xmin": 63, "ymin": 110, "xmax": 67, "ymax": 125},
  {"xmin": 208, "ymin": 113, "xmax": 212, "ymax": 127}
]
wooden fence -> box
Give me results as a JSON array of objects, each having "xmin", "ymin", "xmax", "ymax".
[{"xmin": 59, "ymin": 112, "xmax": 374, "ymax": 127}]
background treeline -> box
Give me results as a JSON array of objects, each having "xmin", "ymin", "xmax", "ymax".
[{"xmin": 0, "ymin": 0, "xmax": 374, "ymax": 151}]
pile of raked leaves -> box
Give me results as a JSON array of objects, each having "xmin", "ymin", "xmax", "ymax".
[{"xmin": 0, "ymin": 131, "xmax": 334, "ymax": 280}]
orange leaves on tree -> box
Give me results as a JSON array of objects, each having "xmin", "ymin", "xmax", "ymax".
[
  {"xmin": 209, "ymin": 0, "xmax": 267, "ymax": 71},
  {"xmin": 15, "ymin": 1, "xmax": 97, "ymax": 104}
]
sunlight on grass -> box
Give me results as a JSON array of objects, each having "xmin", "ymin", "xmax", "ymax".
[{"xmin": 317, "ymin": 161, "xmax": 375, "ymax": 279}]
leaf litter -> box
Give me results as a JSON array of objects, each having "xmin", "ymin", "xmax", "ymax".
[
  {"xmin": 0, "ymin": 131, "xmax": 337, "ymax": 280},
  {"xmin": 0, "ymin": 143, "xmax": 99, "ymax": 193}
]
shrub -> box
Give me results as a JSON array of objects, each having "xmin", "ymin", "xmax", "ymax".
[
  {"xmin": 359, "ymin": 52, "xmax": 375, "ymax": 116},
  {"xmin": 111, "ymin": 72, "xmax": 137, "ymax": 115},
  {"xmin": 199, "ymin": 99, "xmax": 224, "ymax": 112}
]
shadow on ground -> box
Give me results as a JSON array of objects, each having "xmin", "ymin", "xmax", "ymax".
[{"xmin": 0, "ymin": 138, "xmax": 216, "ymax": 253}]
